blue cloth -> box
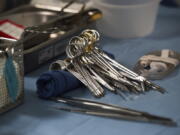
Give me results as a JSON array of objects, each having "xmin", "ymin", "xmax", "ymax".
[
  {"xmin": 0, "ymin": 6, "xmax": 180, "ymax": 135},
  {"xmin": 36, "ymin": 71, "xmax": 82, "ymax": 98}
]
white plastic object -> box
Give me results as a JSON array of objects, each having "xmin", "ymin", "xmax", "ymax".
[
  {"xmin": 90, "ymin": 0, "xmax": 161, "ymax": 38},
  {"xmin": 134, "ymin": 49, "xmax": 180, "ymax": 80}
]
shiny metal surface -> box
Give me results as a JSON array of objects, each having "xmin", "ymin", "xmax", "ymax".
[
  {"xmin": 52, "ymin": 97, "xmax": 177, "ymax": 127},
  {"xmin": 0, "ymin": 0, "xmax": 84, "ymax": 16},
  {"xmin": 21, "ymin": 8, "xmax": 102, "ymax": 53},
  {"xmin": 30, "ymin": 0, "xmax": 84, "ymax": 14},
  {"xmin": 50, "ymin": 29, "xmax": 165, "ymax": 98},
  {"xmin": 0, "ymin": 37, "xmax": 17, "ymax": 44},
  {"xmin": 0, "ymin": 11, "xmax": 57, "ymax": 27},
  {"xmin": 0, "ymin": 36, "xmax": 24, "ymax": 114},
  {"xmin": 0, "ymin": 5, "xmax": 55, "ymax": 15},
  {"xmin": 0, "ymin": 3, "xmax": 102, "ymax": 73}
]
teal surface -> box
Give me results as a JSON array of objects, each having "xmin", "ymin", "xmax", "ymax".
[
  {"xmin": 4, "ymin": 56, "xmax": 19, "ymax": 102},
  {"xmin": 0, "ymin": 6, "xmax": 180, "ymax": 135}
]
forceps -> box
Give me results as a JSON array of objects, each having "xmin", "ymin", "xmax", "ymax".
[{"xmin": 52, "ymin": 97, "xmax": 177, "ymax": 126}]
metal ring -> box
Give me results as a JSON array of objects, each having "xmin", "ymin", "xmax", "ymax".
[
  {"xmin": 69, "ymin": 36, "xmax": 87, "ymax": 47},
  {"xmin": 66, "ymin": 45, "xmax": 75, "ymax": 58},
  {"xmin": 81, "ymin": 29, "xmax": 100, "ymax": 42}
]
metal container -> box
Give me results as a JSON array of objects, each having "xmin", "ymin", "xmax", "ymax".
[
  {"xmin": 0, "ymin": 37, "xmax": 24, "ymax": 114},
  {"xmin": 0, "ymin": 2, "xmax": 102, "ymax": 73}
]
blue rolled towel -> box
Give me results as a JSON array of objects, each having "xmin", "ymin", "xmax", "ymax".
[
  {"xmin": 37, "ymin": 71, "xmax": 82, "ymax": 98},
  {"xmin": 36, "ymin": 51, "xmax": 114, "ymax": 98}
]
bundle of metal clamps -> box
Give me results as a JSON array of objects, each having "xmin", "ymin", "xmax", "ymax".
[{"xmin": 50, "ymin": 29, "xmax": 165, "ymax": 98}]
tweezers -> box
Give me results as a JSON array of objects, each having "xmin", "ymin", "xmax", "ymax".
[{"xmin": 51, "ymin": 97, "xmax": 177, "ymax": 126}]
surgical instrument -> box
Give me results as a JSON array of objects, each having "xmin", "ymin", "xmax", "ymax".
[
  {"xmin": 52, "ymin": 97, "xmax": 177, "ymax": 126},
  {"xmin": 50, "ymin": 29, "xmax": 165, "ymax": 98}
]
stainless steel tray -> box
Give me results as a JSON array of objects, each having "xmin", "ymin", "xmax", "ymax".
[
  {"xmin": 0, "ymin": 1, "xmax": 84, "ymax": 17},
  {"xmin": 0, "ymin": 11, "xmax": 58, "ymax": 27},
  {"xmin": 0, "ymin": 3, "xmax": 101, "ymax": 73}
]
